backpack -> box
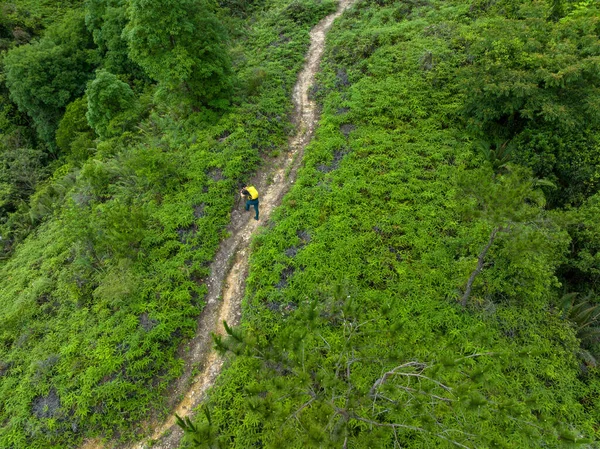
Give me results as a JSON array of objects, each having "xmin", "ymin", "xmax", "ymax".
[{"xmin": 246, "ymin": 186, "xmax": 259, "ymax": 199}]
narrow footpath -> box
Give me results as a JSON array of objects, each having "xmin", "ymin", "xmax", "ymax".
[{"xmin": 82, "ymin": 1, "xmax": 355, "ymax": 448}]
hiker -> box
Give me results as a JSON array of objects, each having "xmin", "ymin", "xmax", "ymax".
[{"xmin": 240, "ymin": 186, "xmax": 259, "ymax": 220}]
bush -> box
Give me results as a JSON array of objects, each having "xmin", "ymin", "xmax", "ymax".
[{"xmin": 86, "ymin": 70, "xmax": 136, "ymax": 139}]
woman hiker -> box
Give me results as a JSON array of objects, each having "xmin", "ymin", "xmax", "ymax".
[{"xmin": 240, "ymin": 186, "xmax": 259, "ymax": 220}]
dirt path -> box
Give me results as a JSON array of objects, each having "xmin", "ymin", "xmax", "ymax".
[{"xmin": 81, "ymin": 2, "xmax": 355, "ymax": 448}]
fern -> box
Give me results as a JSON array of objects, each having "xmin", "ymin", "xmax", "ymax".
[{"xmin": 561, "ymin": 292, "xmax": 600, "ymax": 364}]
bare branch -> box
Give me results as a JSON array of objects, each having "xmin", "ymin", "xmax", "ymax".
[
  {"xmin": 455, "ymin": 352, "xmax": 497, "ymax": 361},
  {"xmin": 370, "ymin": 362, "xmax": 427, "ymax": 396},
  {"xmin": 350, "ymin": 414, "xmax": 426, "ymax": 432},
  {"xmin": 390, "ymin": 372, "xmax": 453, "ymax": 392},
  {"xmin": 370, "ymin": 362, "xmax": 452, "ymax": 398},
  {"xmin": 287, "ymin": 395, "xmax": 316, "ymax": 424},
  {"xmin": 389, "ymin": 385, "xmax": 453, "ymax": 403},
  {"xmin": 461, "ymin": 226, "xmax": 509, "ymax": 307}
]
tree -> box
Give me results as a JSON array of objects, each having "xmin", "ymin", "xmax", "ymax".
[
  {"xmin": 124, "ymin": 0, "xmax": 232, "ymax": 106},
  {"xmin": 548, "ymin": 0, "xmax": 565, "ymax": 21},
  {"xmin": 561, "ymin": 192, "xmax": 600, "ymax": 292},
  {"xmin": 458, "ymin": 164, "xmax": 567, "ymax": 307},
  {"xmin": 0, "ymin": 146, "xmax": 49, "ymax": 252},
  {"xmin": 86, "ymin": 69, "xmax": 136, "ymax": 139},
  {"xmin": 217, "ymin": 0, "xmax": 261, "ymax": 18},
  {"xmin": 458, "ymin": 3, "xmax": 600, "ymax": 206},
  {"xmin": 56, "ymin": 96, "xmax": 96, "ymax": 162},
  {"xmin": 0, "ymin": 147, "xmax": 48, "ymax": 211},
  {"xmin": 84, "ymin": 0, "xmax": 146, "ymax": 78},
  {"xmin": 3, "ymin": 10, "xmax": 99, "ymax": 151},
  {"xmin": 460, "ymin": 5, "xmax": 600, "ymax": 138}
]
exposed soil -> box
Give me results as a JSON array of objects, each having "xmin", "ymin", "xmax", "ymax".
[{"xmin": 80, "ymin": 2, "xmax": 355, "ymax": 448}]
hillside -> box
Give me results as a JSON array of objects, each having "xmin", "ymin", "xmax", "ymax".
[
  {"xmin": 180, "ymin": 0, "xmax": 600, "ymax": 448},
  {"xmin": 0, "ymin": 0, "xmax": 338, "ymax": 447},
  {"xmin": 0, "ymin": 0, "xmax": 599, "ymax": 448}
]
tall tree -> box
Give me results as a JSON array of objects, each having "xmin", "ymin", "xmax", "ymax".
[
  {"xmin": 457, "ymin": 3, "xmax": 600, "ymax": 206},
  {"xmin": 85, "ymin": 0, "xmax": 145, "ymax": 78},
  {"xmin": 3, "ymin": 10, "xmax": 99, "ymax": 151},
  {"xmin": 458, "ymin": 164, "xmax": 567, "ymax": 307},
  {"xmin": 124, "ymin": 0, "xmax": 232, "ymax": 106}
]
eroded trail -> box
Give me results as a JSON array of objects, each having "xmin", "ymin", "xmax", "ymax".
[{"xmin": 81, "ymin": 2, "xmax": 355, "ymax": 448}]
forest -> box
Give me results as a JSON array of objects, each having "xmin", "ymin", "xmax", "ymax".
[{"xmin": 0, "ymin": 0, "xmax": 599, "ymax": 448}]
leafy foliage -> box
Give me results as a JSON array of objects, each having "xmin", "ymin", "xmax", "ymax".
[
  {"xmin": 562, "ymin": 192, "xmax": 600, "ymax": 291},
  {"xmin": 183, "ymin": 0, "xmax": 599, "ymax": 447},
  {"xmin": 55, "ymin": 96, "xmax": 96, "ymax": 162},
  {"xmin": 560, "ymin": 292, "xmax": 600, "ymax": 366},
  {"xmin": 3, "ymin": 9, "xmax": 99, "ymax": 149},
  {"xmin": 1, "ymin": 0, "xmax": 600, "ymax": 447},
  {"xmin": 184, "ymin": 299, "xmax": 585, "ymax": 448},
  {"xmin": 124, "ymin": 0, "xmax": 233, "ymax": 107},
  {"xmin": 85, "ymin": 69, "xmax": 136, "ymax": 139},
  {"xmin": 84, "ymin": 0, "xmax": 145, "ymax": 78},
  {"xmin": 457, "ymin": 0, "xmax": 600, "ymax": 206}
]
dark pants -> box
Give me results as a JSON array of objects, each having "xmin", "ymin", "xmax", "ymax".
[{"xmin": 245, "ymin": 198, "xmax": 259, "ymax": 220}]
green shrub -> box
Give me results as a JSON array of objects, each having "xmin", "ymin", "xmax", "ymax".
[
  {"xmin": 0, "ymin": 1, "xmax": 338, "ymax": 447},
  {"xmin": 86, "ymin": 70, "xmax": 136, "ymax": 139},
  {"xmin": 56, "ymin": 97, "xmax": 96, "ymax": 161}
]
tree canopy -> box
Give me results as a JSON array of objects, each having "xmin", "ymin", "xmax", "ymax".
[
  {"xmin": 3, "ymin": 10, "xmax": 98, "ymax": 150},
  {"xmin": 86, "ymin": 69, "xmax": 136, "ymax": 139},
  {"xmin": 124, "ymin": 0, "xmax": 232, "ymax": 106}
]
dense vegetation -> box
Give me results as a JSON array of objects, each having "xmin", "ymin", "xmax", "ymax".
[
  {"xmin": 0, "ymin": 0, "xmax": 338, "ymax": 447},
  {"xmin": 179, "ymin": 0, "xmax": 600, "ymax": 447},
  {"xmin": 1, "ymin": 0, "xmax": 600, "ymax": 448}
]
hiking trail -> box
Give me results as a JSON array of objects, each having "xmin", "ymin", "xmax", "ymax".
[{"xmin": 81, "ymin": 1, "xmax": 355, "ymax": 448}]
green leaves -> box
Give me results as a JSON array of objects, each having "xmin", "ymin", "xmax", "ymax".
[
  {"xmin": 3, "ymin": 9, "xmax": 99, "ymax": 150},
  {"xmin": 56, "ymin": 96, "xmax": 96, "ymax": 161},
  {"xmin": 124, "ymin": 0, "xmax": 232, "ymax": 106},
  {"xmin": 86, "ymin": 69, "xmax": 136, "ymax": 139},
  {"xmin": 189, "ymin": 1, "xmax": 598, "ymax": 447},
  {"xmin": 560, "ymin": 292, "xmax": 600, "ymax": 365},
  {"xmin": 85, "ymin": 0, "xmax": 145, "ymax": 78},
  {"xmin": 0, "ymin": 0, "xmax": 327, "ymax": 446},
  {"xmin": 455, "ymin": 3, "xmax": 600, "ymax": 206}
]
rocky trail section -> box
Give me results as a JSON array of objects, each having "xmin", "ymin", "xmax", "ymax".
[{"xmin": 81, "ymin": 1, "xmax": 355, "ymax": 448}]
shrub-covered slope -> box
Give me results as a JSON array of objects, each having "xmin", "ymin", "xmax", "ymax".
[
  {"xmin": 0, "ymin": 1, "xmax": 337, "ymax": 447},
  {"xmin": 184, "ymin": 1, "xmax": 600, "ymax": 448}
]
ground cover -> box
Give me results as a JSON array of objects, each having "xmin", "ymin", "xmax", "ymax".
[
  {"xmin": 183, "ymin": 1, "xmax": 600, "ymax": 447},
  {"xmin": 0, "ymin": 1, "xmax": 338, "ymax": 447}
]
